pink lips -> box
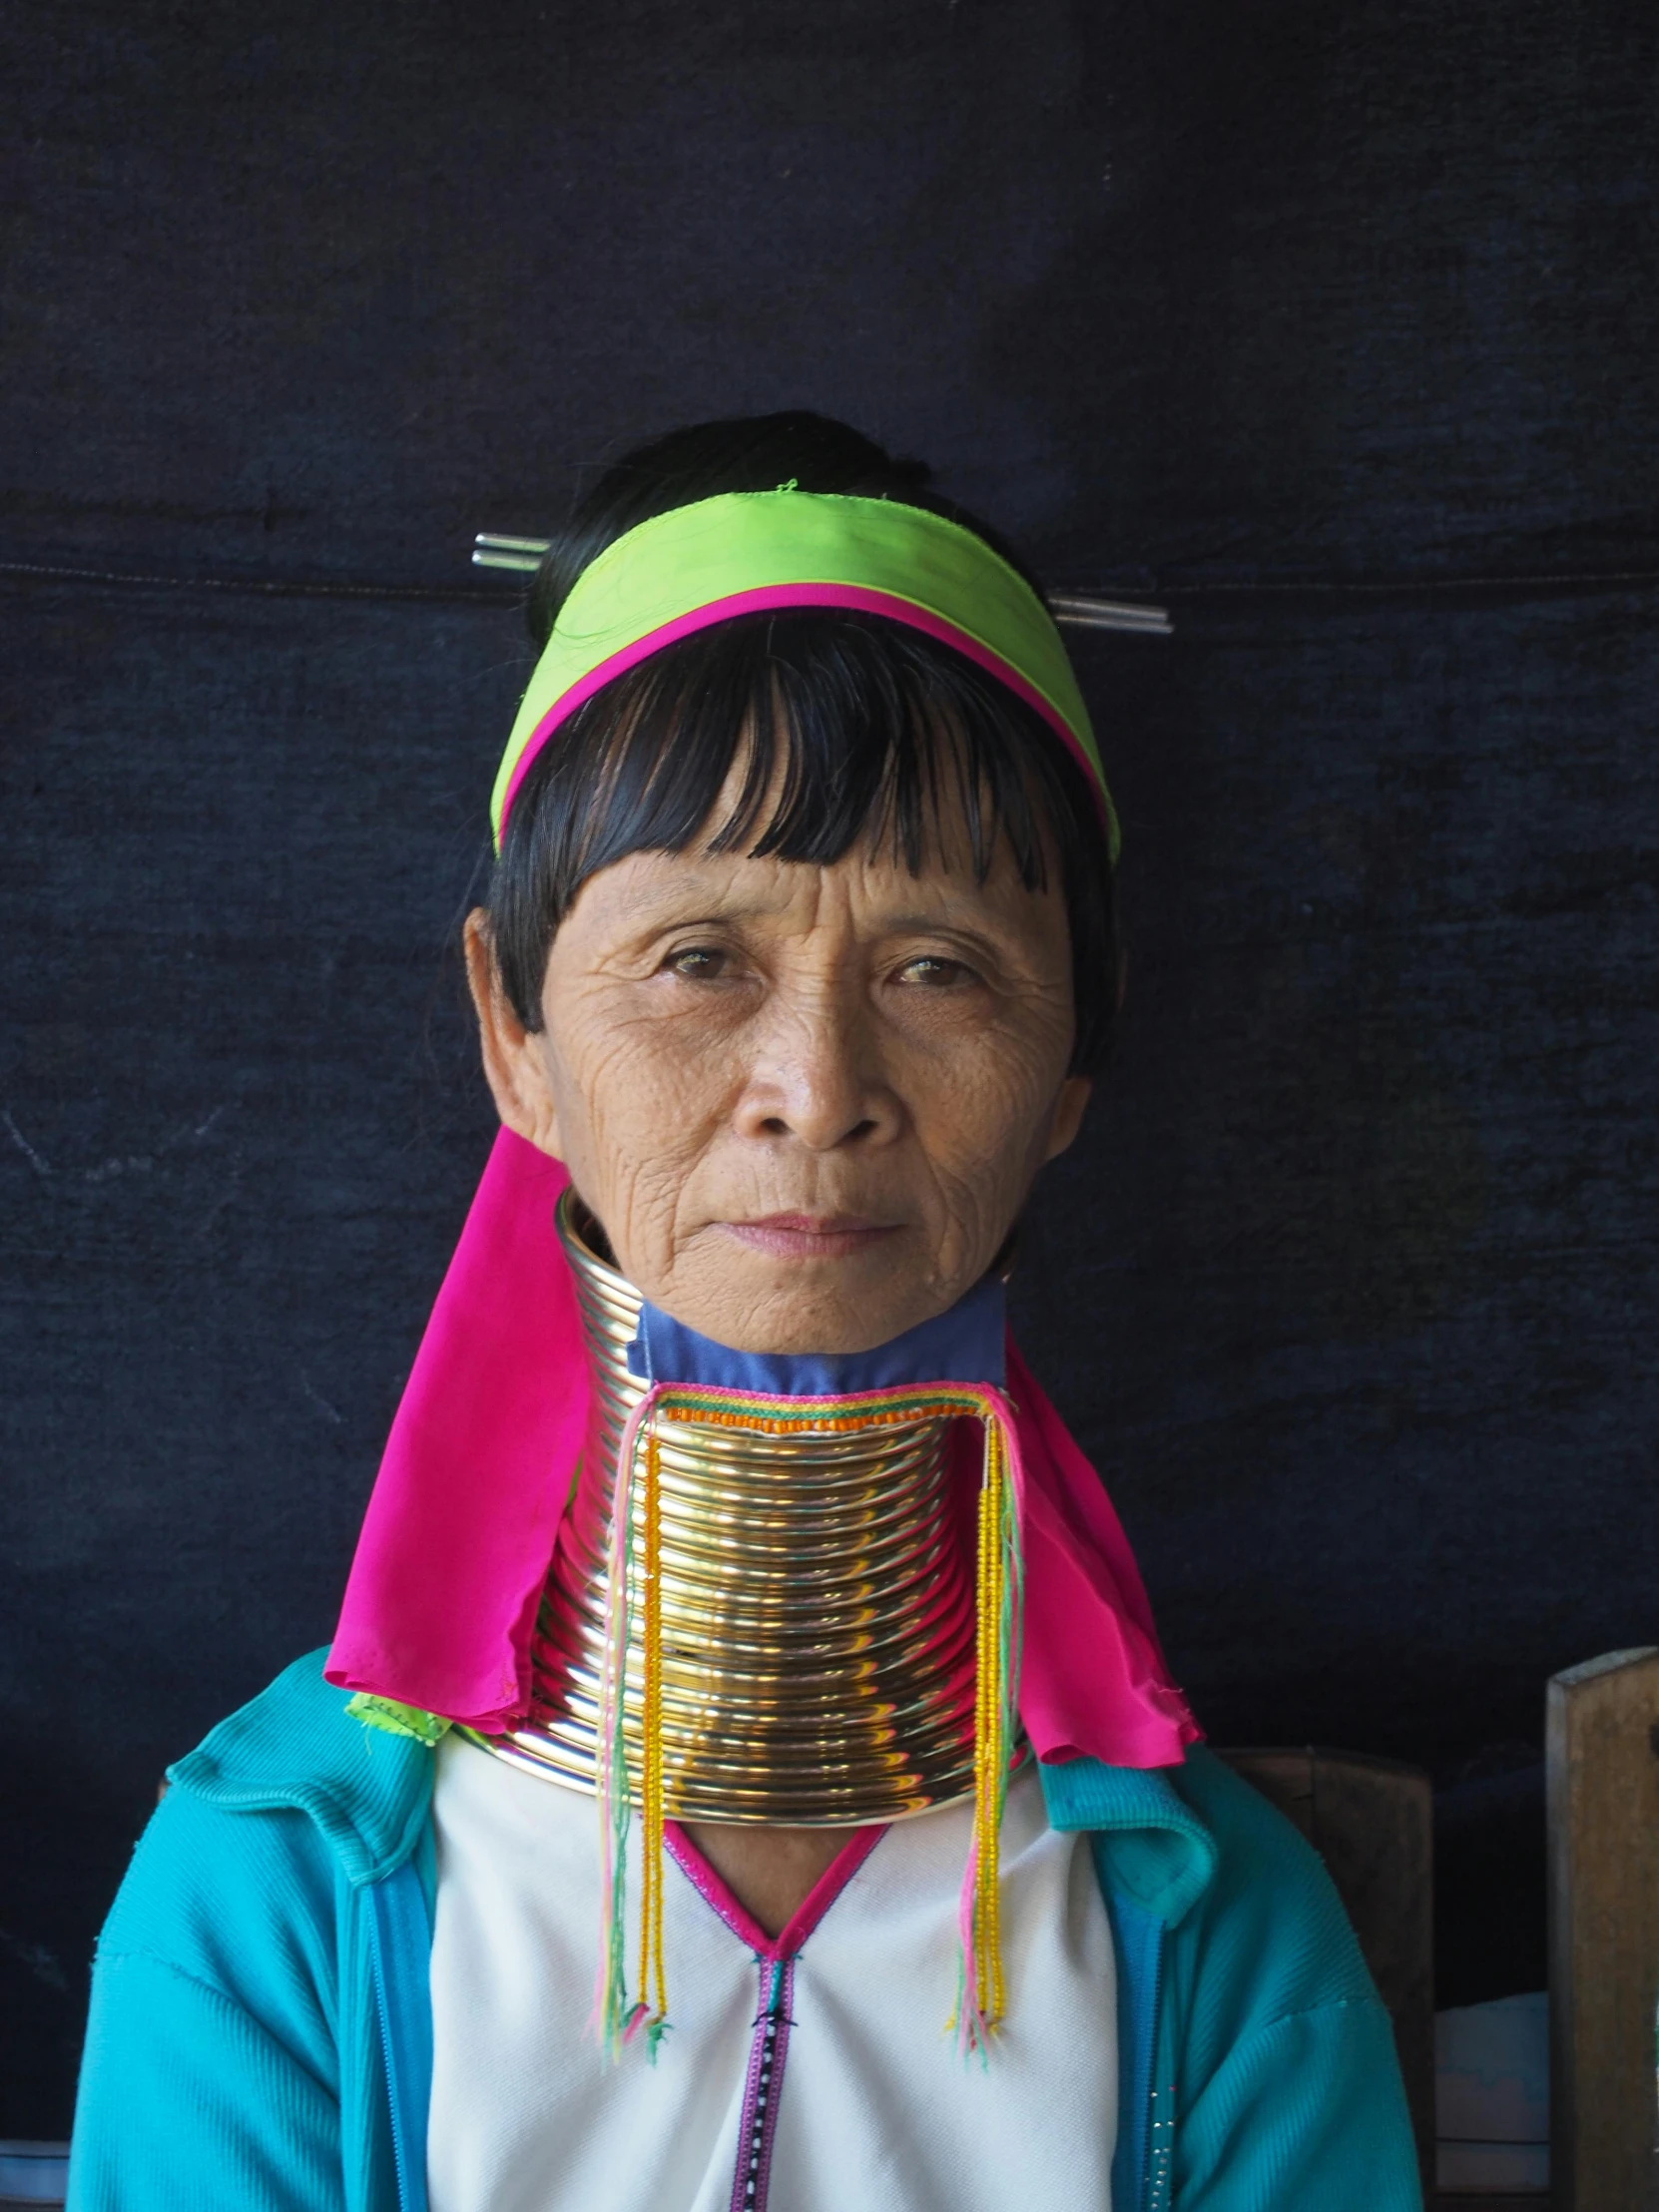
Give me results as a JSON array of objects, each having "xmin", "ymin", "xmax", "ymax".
[{"xmin": 721, "ymin": 1213, "xmax": 900, "ymax": 1260}]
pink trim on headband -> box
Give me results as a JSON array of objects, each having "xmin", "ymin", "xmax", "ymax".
[{"xmin": 498, "ymin": 583, "xmax": 1105, "ymax": 833}]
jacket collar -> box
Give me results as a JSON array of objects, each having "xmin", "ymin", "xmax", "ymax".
[
  {"xmin": 168, "ymin": 1649, "xmax": 434, "ymax": 1888},
  {"xmin": 1040, "ymin": 1753, "xmax": 1218, "ymax": 1927}
]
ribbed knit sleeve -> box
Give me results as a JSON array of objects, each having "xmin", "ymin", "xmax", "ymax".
[
  {"xmin": 70, "ymin": 1947, "xmax": 345, "ymax": 2212},
  {"xmin": 1176, "ymin": 1999, "xmax": 1419, "ymax": 2209},
  {"xmin": 67, "ymin": 1790, "xmax": 354, "ymax": 2212}
]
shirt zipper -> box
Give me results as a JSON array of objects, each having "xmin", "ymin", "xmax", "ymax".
[{"xmin": 729, "ymin": 1954, "xmax": 795, "ymax": 2212}]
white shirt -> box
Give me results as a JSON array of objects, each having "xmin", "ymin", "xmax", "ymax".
[{"xmin": 428, "ymin": 1737, "xmax": 1117, "ymax": 2212}]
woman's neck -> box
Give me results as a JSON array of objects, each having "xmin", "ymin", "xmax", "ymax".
[{"xmin": 678, "ymin": 1822, "xmax": 857, "ymax": 1937}]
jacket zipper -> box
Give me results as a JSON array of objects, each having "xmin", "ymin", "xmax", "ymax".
[
  {"xmin": 369, "ymin": 1902, "xmax": 414, "ymax": 2212},
  {"xmin": 365, "ymin": 1868, "xmax": 432, "ymax": 2212}
]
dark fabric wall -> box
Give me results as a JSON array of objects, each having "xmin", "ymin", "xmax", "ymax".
[{"xmin": 3, "ymin": 0, "xmax": 1655, "ymax": 2130}]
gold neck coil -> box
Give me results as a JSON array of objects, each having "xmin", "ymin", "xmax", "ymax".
[{"xmin": 469, "ymin": 1191, "xmax": 985, "ymax": 1825}]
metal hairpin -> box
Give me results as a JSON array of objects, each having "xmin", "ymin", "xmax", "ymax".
[
  {"xmin": 1045, "ymin": 591, "xmax": 1171, "ymax": 636},
  {"xmin": 472, "ymin": 532, "xmax": 550, "ymax": 571},
  {"xmin": 472, "ymin": 532, "xmax": 1172, "ymax": 636}
]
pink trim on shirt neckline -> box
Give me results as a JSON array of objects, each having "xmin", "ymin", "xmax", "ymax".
[
  {"xmin": 497, "ymin": 582, "xmax": 1105, "ymax": 833},
  {"xmin": 664, "ymin": 1820, "xmax": 886, "ymax": 1961}
]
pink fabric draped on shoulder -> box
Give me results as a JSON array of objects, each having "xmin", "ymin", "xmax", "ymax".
[{"xmin": 326, "ymin": 1127, "xmax": 1199, "ymax": 1768}]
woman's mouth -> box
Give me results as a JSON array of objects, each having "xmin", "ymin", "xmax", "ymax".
[{"xmin": 720, "ymin": 1214, "xmax": 901, "ymax": 1260}]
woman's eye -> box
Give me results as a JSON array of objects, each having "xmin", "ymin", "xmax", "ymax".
[
  {"xmin": 663, "ymin": 945, "xmax": 730, "ymax": 980},
  {"xmin": 894, "ymin": 954, "xmax": 973, "ymax": 988}
]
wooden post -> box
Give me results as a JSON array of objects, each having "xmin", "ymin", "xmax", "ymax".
[
  {"xmin": 1547, "ymin": 1646, "xmax": 1659, "ymax": 2212},
  {"xmin": 1221, "ymin": 1747, "xmax": 1435, "ymax": 2188}
]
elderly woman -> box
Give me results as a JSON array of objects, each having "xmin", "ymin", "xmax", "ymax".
[{"xmin": 68, "ymin": 414, "xmax": 1420, "ymax": 2211}]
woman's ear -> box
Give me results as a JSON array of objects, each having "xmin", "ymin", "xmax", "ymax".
[
  {"xmin": 463, "ymin": 908, "xmax": 565, "ymax": 1157},
  {"xmin": 1043, "ymin": 1074, "xmax": 1092, "ymax": 1163}
]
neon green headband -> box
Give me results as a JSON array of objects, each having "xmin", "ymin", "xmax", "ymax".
[{"xmin": 491, "ymin": 488, "xmax": 1119, "ymax": 861}]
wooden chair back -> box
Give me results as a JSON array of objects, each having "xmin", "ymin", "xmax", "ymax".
[{"xmin": 1547, "ymin": 1645, "xmax": 1659, "ymax": 2212}]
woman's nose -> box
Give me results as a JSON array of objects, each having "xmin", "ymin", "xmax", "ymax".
[{"xmin": 731, "ymin": 986, "xmax": 903, "ymax": 1152}]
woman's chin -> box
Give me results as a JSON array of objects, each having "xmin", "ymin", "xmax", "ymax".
[
  {"xmin": 696, "ymin": 1310, "xmax": 928, "ymax": 1357},
  {"xmin": 659, "ymin": 1255, "xmax": 957, "ymax": 1359}
]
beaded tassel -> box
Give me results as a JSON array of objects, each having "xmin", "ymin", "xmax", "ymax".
[
  {"xmin": 592, "ymin": 1386, "xmax": 666, "ymax": 2058},
  {"xmin": 630, "ymin": 1424, "xmax": 669, "ymax": 2051},
  {"xmin": 950, "ymin": 1406, "xmax": 1025, "ymax": 2057},
  {"xmin": 592, "ymin": 1381, "xmax": 1024, "ymax": 2065}
]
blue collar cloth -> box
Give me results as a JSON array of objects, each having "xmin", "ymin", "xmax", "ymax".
[{"xmin": 626, "ymin": 1273, "xmax": 1007, "ymax": 1395}]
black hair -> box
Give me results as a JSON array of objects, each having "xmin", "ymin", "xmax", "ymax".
[{"xmin": 487, "ymin": 411, "xmax": 1119, "ymax": 1075}]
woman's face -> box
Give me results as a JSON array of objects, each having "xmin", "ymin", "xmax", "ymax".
[{"xmin": 468, "ymin": 791, "xmax": 1091, "ymax": 1357}]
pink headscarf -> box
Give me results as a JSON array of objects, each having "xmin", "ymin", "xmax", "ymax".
[{"xmin": 326, "ymin": 1128, "xmax": 1199, "ymax": 1770}]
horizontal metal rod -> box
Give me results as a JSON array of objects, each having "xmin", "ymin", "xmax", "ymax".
[
  {"xmin": 473, "ymin": 532, "xmax": 552, "ymax": 554},
  {"xmin": 1050, "ymin": 596, "xmax": 1173, "ymax": 634},
  {"xmin": 472, "ymin": 546, "xmax": 543, "ymax": 572},
  {"xmin": 472, "ymin": 535, "xmax": 1172, "ymax": 631}
]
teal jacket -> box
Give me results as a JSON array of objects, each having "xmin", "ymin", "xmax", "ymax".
[{"xmin": 68, "ymin": 1652, "xmax": 1421, "ymax": 2211}]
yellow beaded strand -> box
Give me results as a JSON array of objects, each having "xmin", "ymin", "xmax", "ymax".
[
  {"xmin": 971, "ymin": 1416, "xmax": 1008, "ymax": 2036},
  {"xmin": 635, "ymin": 1425, "xmax": 669, "ymax": 2044}
]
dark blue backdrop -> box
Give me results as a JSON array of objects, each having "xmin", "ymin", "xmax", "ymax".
[{"xmin": 3, "ymin": 0, "xmax": 1655, "ymax": 2131}]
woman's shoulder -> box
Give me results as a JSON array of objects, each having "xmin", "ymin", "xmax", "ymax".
[
  {"xmin": 98, "ymin": 1649, "xmax": 436, "ymax": 1987},
  {"xmin": 1165, "ymin": 1744, "xmax": 1381, "ymax": 2013},
  {"xmin": 166, "ymin": 1647, "xmax": 438, "ymax": 1876},
  {"xmin": 1163, "ymin": 1746, "xmax": 1418, "ymax": 2164},
  {"xmin": 1043, "ymin": 1738, "xmax": 1376, "ymax": 2005},
  {"xmin": 70, "ymin": 1655, "xmax": 426, "ymax": 2209}
]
